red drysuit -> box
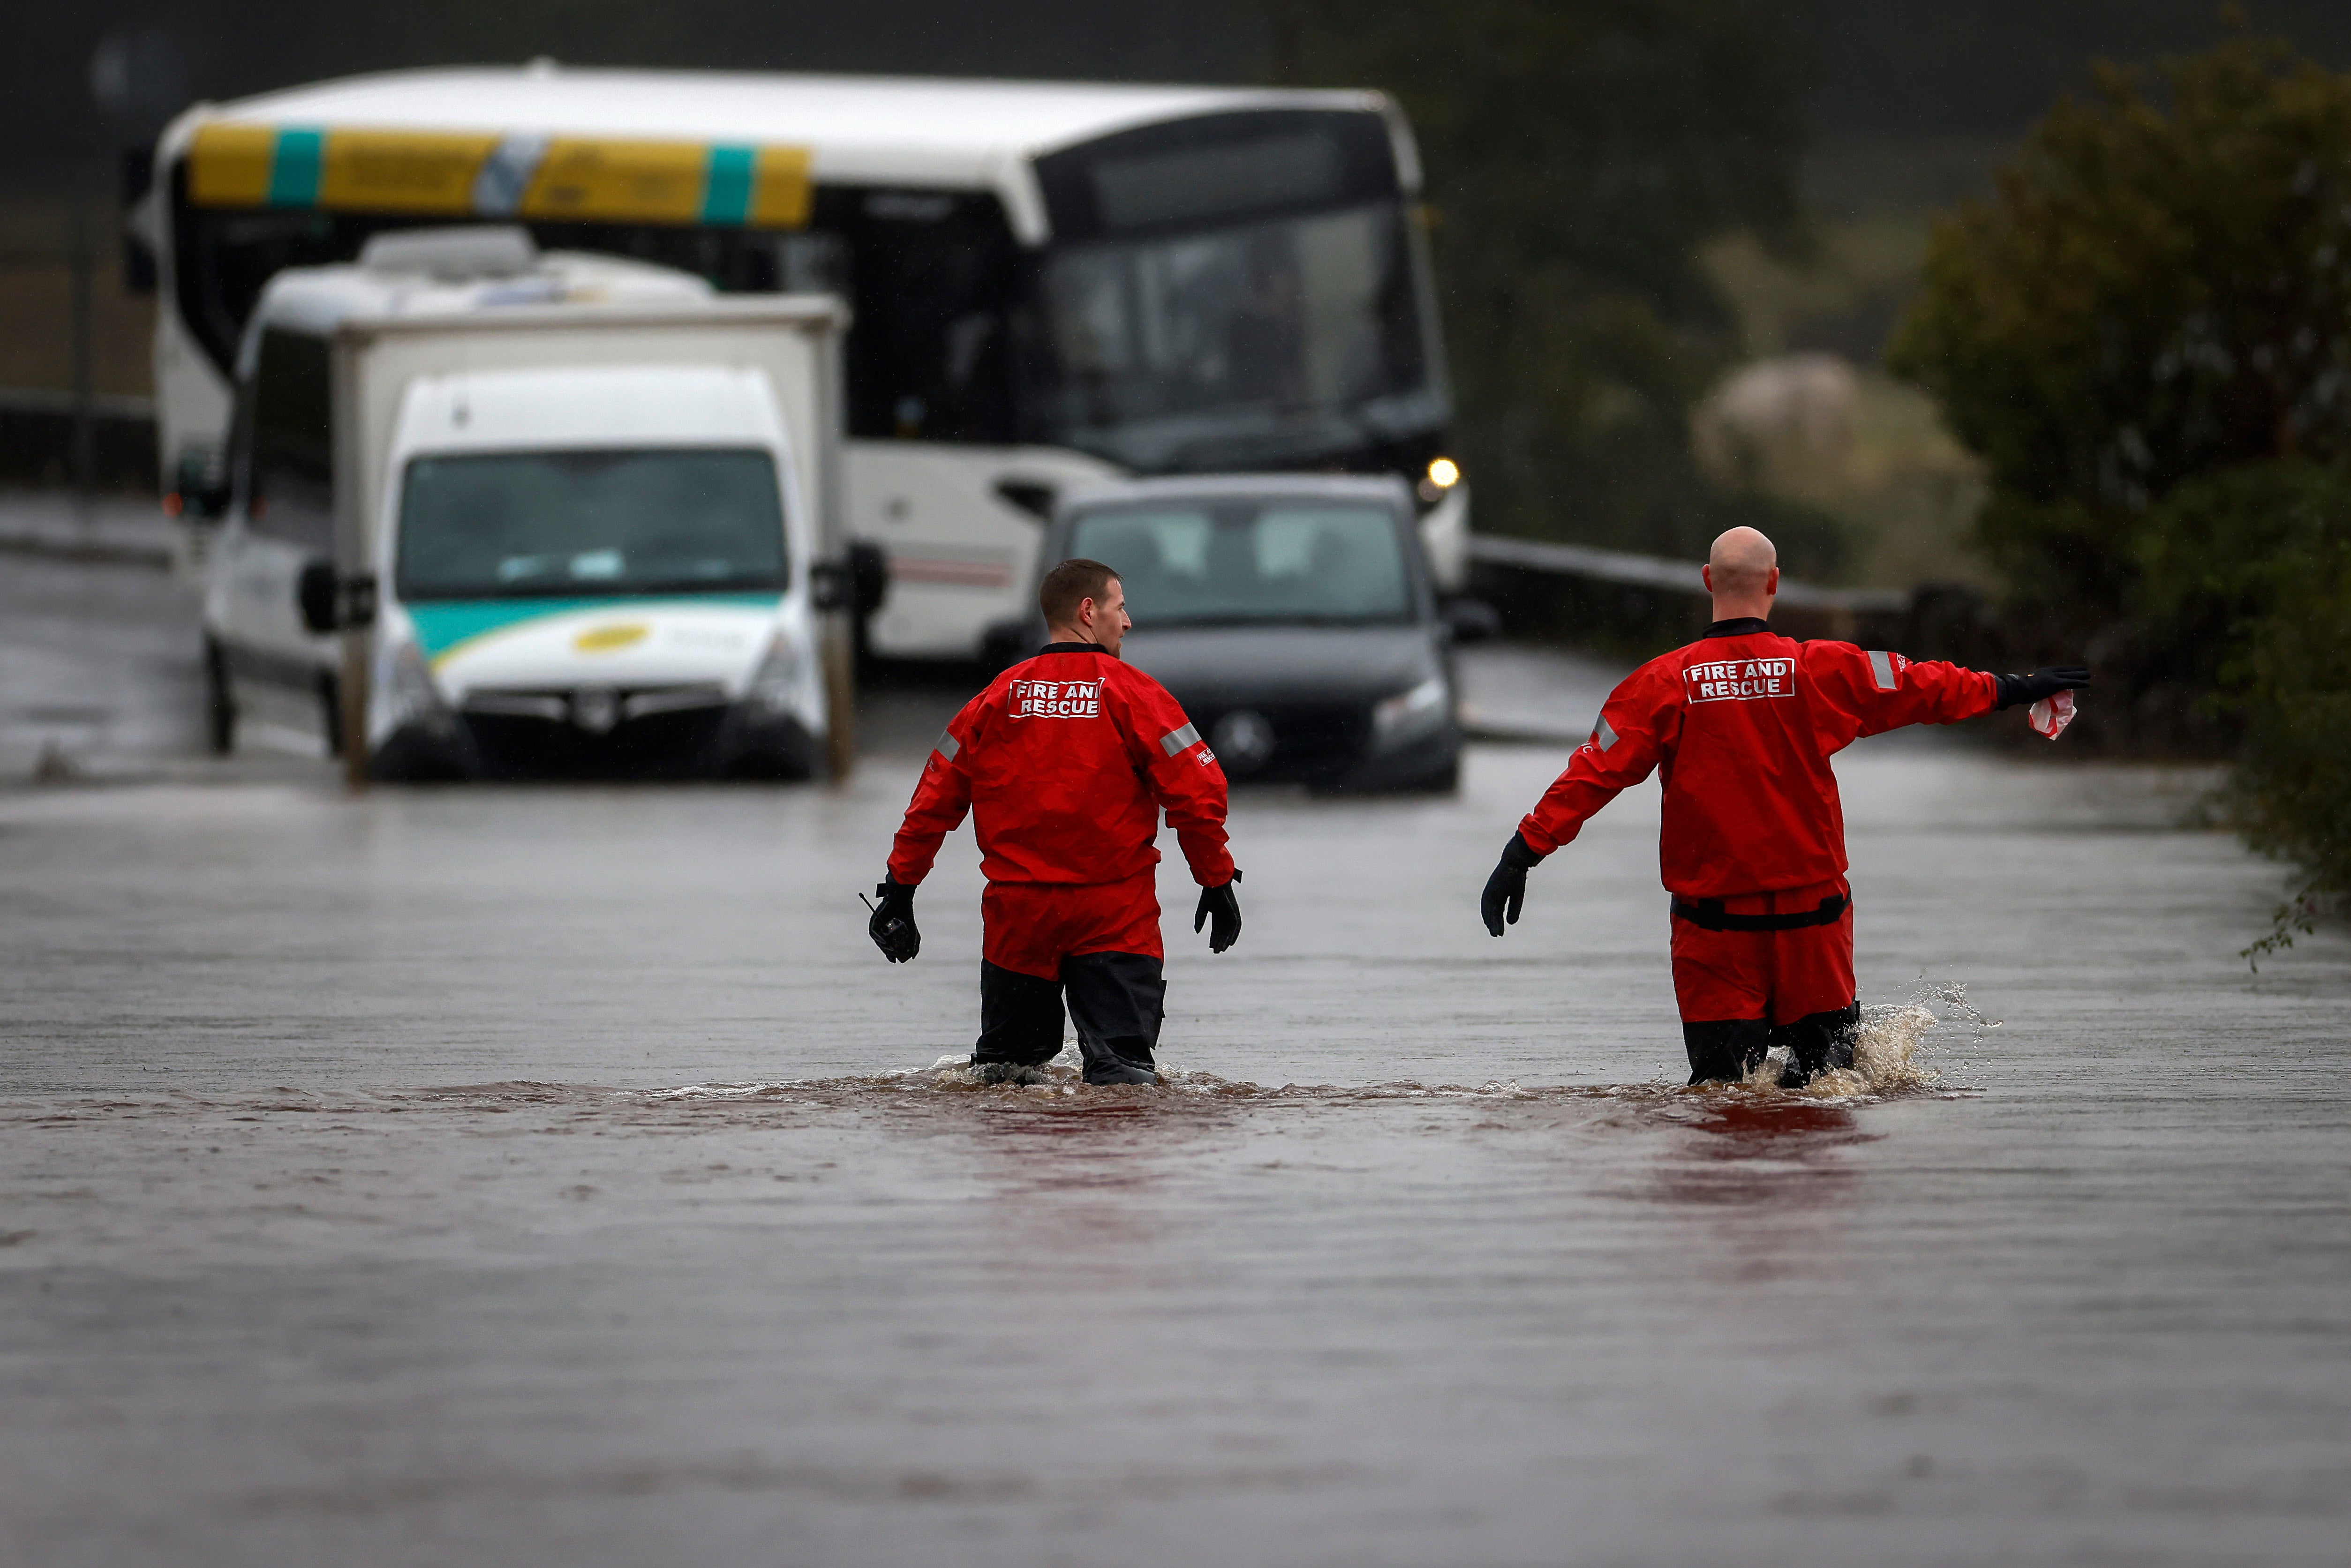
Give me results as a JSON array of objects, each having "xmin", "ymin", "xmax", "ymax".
[
  {"xmin": 888, "ymin": 645, "xmax": 1233, "ymax": 978},
  {"xmin": 1519, "ymin": 625, "xmax": 1995, "ymax": 1025}
]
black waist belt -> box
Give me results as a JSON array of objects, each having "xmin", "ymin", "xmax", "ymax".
[{"xmin": 1670, "ymin": 893, "xmax": 1849, "ymax": 932}]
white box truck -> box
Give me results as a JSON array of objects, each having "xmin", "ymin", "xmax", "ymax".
[{"xmin": 194, "ymin": 228, "xmax": 866, "ymax": 783}]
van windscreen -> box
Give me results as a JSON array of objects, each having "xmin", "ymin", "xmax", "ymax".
[{"xmin": 395, "ymin": 448, "xmax": 787, "ymax": 601}]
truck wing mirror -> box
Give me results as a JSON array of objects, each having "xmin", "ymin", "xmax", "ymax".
[
  {"xmin": 814, "ymin": 545, "xmax": 890, "ymax": 616},
  {"xmin": 298, "ymin": 561, "xmax": 338, "ymax": 635},
  {"xmin": 298, "ymin": 563, "xmax": 377, "ymax": 635}
]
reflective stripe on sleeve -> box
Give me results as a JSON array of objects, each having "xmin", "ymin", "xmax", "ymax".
[
  {"xmin": 1594, "ymin": 716, "xmax": 1619, "ymax": 751},
  {"xmin": 1160, "ymin": 722, "xmax": 1201, "ymax": 757},
  {"xmin": 934, "ymin": 729, "xmax": 961, "ymax": 761},
  {"xmin": 1867, "ymin": 650, "xmax": 1898, "ymax": 691}
]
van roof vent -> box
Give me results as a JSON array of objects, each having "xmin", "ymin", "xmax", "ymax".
[{"xmin": 359, "ymin": 225, "xmax": 538, "ymax": 281}]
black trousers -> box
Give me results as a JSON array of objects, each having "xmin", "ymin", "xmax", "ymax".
[
  {"xmin": 1682, "ymin": 1002, "xmax": 1861, "ymax": 1087},
  {"xmin": 974, "ymin": 953, "xmax": 1165, "ymax": 1083}
]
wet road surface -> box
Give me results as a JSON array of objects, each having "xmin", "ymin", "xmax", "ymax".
[{"xmin": 2, "ymin": 527, "xmax": 2347, "ymax": 1566}]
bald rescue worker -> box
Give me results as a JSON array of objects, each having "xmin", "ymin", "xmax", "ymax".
[
  {"xmin": 871, "ymin": 558, "xmax": 1241, "ymax": 1086},
  {"xmin": 1480, "ymin": 527, "xmax": 2089, "ymax": 1088}
]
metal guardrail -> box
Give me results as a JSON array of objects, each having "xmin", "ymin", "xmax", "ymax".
[
  {"xmin": 0, "ymin": 386, "xmax": 158, "ymax": 420},
  {"xmin": 0, "ymin": 386, "xmax": 160, "ymax": 492},
  {"xmin": 1466, "ymin": 533, "xmax": 1909, "ymax": 615}
]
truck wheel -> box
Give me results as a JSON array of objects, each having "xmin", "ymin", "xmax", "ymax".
[{"xmin": 203, "ymin": 638, "xmax": 236, "ymax": 756}]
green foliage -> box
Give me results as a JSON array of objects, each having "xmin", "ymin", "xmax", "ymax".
[
  {"xmin": 2228, "ymin": 540, "xmax": 2351, "ymax": 962},
  {"xmin": 1888, "ymin": 35, "xmax": 2351, "ymax": 611},
  {"xmin": 2130, "ymin": 460, "xmax": 2351, "ymax": 686},
  {"xmin": 1267, "ymin": 0, "xmax": 1819, "ymax": 559}
]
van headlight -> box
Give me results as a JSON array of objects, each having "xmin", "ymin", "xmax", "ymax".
[
  {"xmin": 380, "ymin": 638, "xmax": 454, "ymax": 734},
  {"xmin": 747, "ymin": 631, "xmax": 803, "ymax": 716},
  {"xmin": 1372, "ymin": 675, "xmax": 1449, "ymax": 746}
]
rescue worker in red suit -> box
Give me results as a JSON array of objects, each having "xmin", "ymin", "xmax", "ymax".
[
  {"xmin": 1480, "ymin": 526, "xmax": 2089, "ymax": 1088},
  {"xmin": 870, "ymin": 558, "xmax": 1242, "ymax": 1086}
]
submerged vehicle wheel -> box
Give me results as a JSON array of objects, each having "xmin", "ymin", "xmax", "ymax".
[{"xmin": 203, "ymin": 638, "xmax": 236, "ymax": 756}]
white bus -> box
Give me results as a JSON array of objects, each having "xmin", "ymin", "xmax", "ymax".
[{"xmin": 146, "ymin": 66, "xmax": 1465, "ymax": 660}]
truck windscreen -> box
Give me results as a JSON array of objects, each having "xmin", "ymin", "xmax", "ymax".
[{"xmin": 395, "ymin": 448, "xmax": 787, "ymax": 601}]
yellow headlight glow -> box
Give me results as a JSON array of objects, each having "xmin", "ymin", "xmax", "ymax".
[{"xmin": 1426, "ymin": 457, "xmax": 1461, "ymax": 489}]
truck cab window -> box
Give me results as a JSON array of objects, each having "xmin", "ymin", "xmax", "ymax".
[{"xmin": 244, "ymin": 329, "xmax": 335, "ymax": 553}]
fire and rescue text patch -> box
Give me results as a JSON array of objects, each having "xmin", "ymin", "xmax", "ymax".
[
  {"xmin": 1010, "ymin": 678, "xmax": 1102, "ymax": 718},
  {"xmin": 1683, "ymin": 658, "xmax": 1795, "ymax": 704}
]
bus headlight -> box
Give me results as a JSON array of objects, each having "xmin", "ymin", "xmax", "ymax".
[
  {"xmin": 1418, "ymin": 456, "xmax": 1461, "ymax": 504},
  {"xmin": 1373, "ymin": 675, "xmax": 1449, "ymax": 746}
]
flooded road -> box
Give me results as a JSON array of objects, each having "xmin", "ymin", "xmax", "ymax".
[{"xmin": 2, "ymin": 540, "xmax": 2347, "ymax": 1565}]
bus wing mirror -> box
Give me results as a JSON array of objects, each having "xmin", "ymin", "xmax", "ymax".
[{"xmin": 993, "ymin": 479, "xmax": 1055, "ymax": 521}]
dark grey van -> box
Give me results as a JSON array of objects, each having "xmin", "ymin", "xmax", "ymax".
[{"xmin": 998, "ymin": 475, "xmax": 1494, "ymax": 793}]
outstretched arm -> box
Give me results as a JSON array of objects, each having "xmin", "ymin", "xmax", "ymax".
[{"xmin": 1810, "ymin": 644, "xmax": 1998, "ymax": 739}]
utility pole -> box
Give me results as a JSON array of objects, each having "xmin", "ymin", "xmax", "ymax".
[{"xmin": 69, "ymin": 166, "xmax": 96, "ymax": 520}]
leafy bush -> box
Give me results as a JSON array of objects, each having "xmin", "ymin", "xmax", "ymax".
[
  {"xmin": 2130, "ymin": 461, "xmax": 2351, "ymax": 689},
  {"xmin": 2228, "ymin": 540, "xmax": 2351, "ymax": 960},
  {"xmin": 1889, "ymin": 36, "xmax": 2351, "ymax": 614}
]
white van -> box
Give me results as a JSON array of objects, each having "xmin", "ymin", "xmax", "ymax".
[{"xmin": 200, "ymin": 228, "xmax": 851, "ymax": 780}]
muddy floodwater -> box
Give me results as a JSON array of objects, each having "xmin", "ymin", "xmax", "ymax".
[{"xmin": 3, "ymin": 678, "xmax": 2348, "ymax": 1562}]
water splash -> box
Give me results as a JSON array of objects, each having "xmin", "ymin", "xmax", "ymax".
[
  {"xmin": 651, "ymin": 985, "xmax": 2003, "ymax": 1111},
  {"xmin": 1756, "ymin": 978, "xmax": 2002, "ymax": 1099}
]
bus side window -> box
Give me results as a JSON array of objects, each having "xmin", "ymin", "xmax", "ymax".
[
  {"xmin": 838, "ymin": 189, "xmax": 1019, "ymax": 445},
  {"xmin": 248, "ymin": 329, "xmax": 336, "ymax": 555}
]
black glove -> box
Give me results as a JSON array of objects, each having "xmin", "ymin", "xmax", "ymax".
[
  {"xmin": 1994, "ymin": 666, "xmax": 2091, "ymax": 710},
  {"xmin": 868, "ymin": 879, "xmax": 919, "ymax": 963},
  {"xmin": 1194, "ymin": 871, "xmax": 1243, "ymax": 953},
  {"xmin": 1481, "ymin": 833, "xmax": 1546, "ymax": 938}
]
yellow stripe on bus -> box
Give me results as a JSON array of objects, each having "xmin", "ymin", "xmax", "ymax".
[
  {"xmin": 750, "ymin": 145, "xmax": 814, "ymax": 228},
  {"xmin": 187, "ymin": 123, "xmax": 278, "ymax": 207},
  {"xmin": 185, "ymin": 126, "xmax": 814, "ymax": 229},
  {"xmin": 519, "ymin": 137, "xmax": 710, "ymax": 225},
  {"xmin": 318, "ymin": 129, "xmax": 502, "ymax": 215}
]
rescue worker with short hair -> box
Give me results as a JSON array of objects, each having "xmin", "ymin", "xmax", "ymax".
[
  {"xmin": 1480, "ymin": 526, "xmax": 2089, "ymax": 1088},
  {"xmin": 870, "ymin": 558, "xmax": 1241, "ymax": 1086}
]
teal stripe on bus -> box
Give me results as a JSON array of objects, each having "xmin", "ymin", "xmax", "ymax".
[
  {"xmin": 701, "ymin": 145, "xmax": 756, "ymax": 225},
  {"xmin": 268, "ymin": 128, "xmax": 324, "ymax": 207}
]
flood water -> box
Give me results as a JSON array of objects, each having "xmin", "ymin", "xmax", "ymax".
[{"xmin": 2, "ymin": 539, "xmax": 2348, "ymax": 1565}]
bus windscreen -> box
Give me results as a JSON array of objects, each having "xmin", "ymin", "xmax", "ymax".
[{"xmin": 1035, "ymin": 202, "xmax": 1438, "ymax": 472}]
